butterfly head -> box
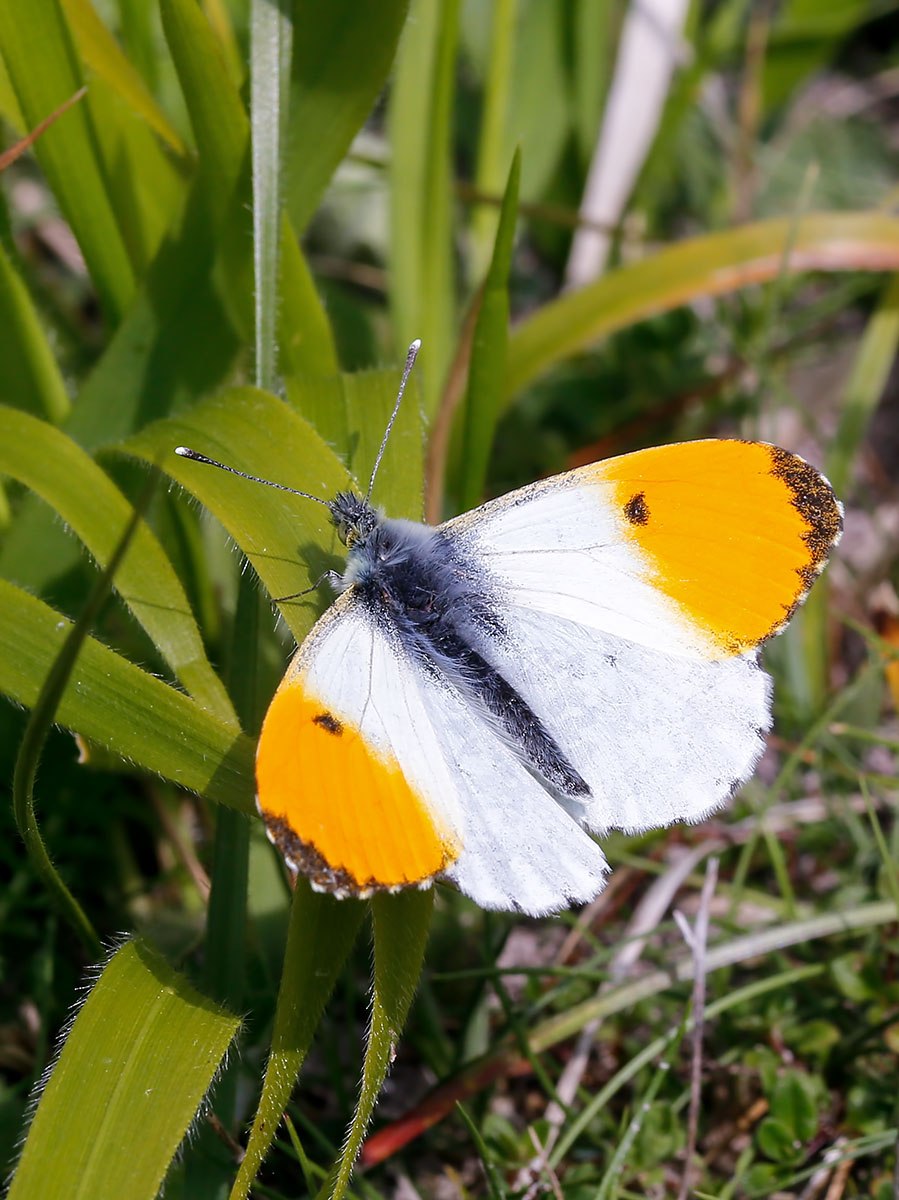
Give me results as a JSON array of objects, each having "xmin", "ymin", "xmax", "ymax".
[{"xmin": 329, "ymin": 491, "xmax": 379, "ymax": 549}]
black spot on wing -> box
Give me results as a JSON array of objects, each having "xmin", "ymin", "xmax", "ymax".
[
  {"xmin": 312, "ymin": 711, "xmax": 343, "ymax": 736},
  {"xmin": 624, "ymin": 491, "xmax": 650, "ymax": 526}
]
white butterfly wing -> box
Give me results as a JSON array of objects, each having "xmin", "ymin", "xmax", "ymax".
[
  {"xmin": 440, "ymin": 441, "xmax": 840, "ymax": 833},
  {"xmin": 256, "ymin": 591, "xmax": 608, "ymax": 914}
]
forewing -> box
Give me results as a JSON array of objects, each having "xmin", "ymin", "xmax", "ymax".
[
  {"xmin": 440, "ymin": 440, "xmax": 840, "ymax": 832},
  {"xmin": 446, "ymin": 440, "xmax": 842, "ymax": 660}
]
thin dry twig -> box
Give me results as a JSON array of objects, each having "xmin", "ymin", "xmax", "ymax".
[{"xmin": 0, "ymin": 86, "xmax": 87, "ymax": 173}]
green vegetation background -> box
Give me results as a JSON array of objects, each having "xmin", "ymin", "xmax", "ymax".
[{"xmin": 2, "ymin": 1, "xmax": 899, "ymax": 1198}]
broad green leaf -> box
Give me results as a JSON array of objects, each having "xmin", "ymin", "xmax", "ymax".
[
  {"xmin": 389, "ymin": 0, "xmax": 459, "ymax": 416},
  {"xmin": 0, "ymin": 579, "xmax": 254, "ymax": 813},
  {"xmin": 123, "ymin": 386, "xmax": 354, "ymax": 646},
  {"xmin": 285, "ymin": 0, "xmax": 411, "ymax": 234},
  {"xmin": 505, "ymin": 211, "xmax": 899, "ymax": 400},
  {"xmin": 770, "ymin": 1071, "xmax": 818, "ymax": 1143},
  {"xmin": 0, "ymin": 407, "xmax": 235, "ymax": 723},
  {"xmin": 0, "ymin": 0, "xmax": 135, "ymax": 321},
  {"xmin": 230, "ymin": 886, "xmax": 365, "ymax": 1200},
  {"xmin": 127, "ymin": 367, "xmax": 424, "ymax": 624},
  {"xmin": 0, "ymin": 243, "xmax": 70, "ymax": 422},
  {"xmin": 9, "ymin": 940, "xmax": 240, "ymax": 1200},
  {"xmin": 62, "ymin": 0, "xmax": 187, "ymax": 155}
]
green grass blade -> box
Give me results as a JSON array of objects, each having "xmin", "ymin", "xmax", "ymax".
[
  {"xmin": 61, "ymin": 187, "xmax": 240, "ymax": 450},
  {"xmin": 162, "ymin": 0, "xmax": 336, "ymax": 378},
  {"xmin": 8, "ymin": 940, "xmax": 240, "ymax": 1200},
  {"xmin": 468, "ymin": 0, "xmax": 517, "ymax": 280},
  {"xmin": 62, "ymin": 0, "xmax": 186, "ymax": 155},
  {"xmin": 0, "ymin": 579, "xmax": 255, "ymax": 813},
  {"xmin": 278, "ymin": 216, "xmax": 339, "ymax": 377},
  {"xmin": 784, "ymin": 272, "xmax": 899, "ymax": 719},
  {"xmin": 389, "ymin": 0, "xmax": 459, "ymax": 415},
  {"xmin": 0, "ymin": 242, "xmax": 70, "ymax": 422},
  {"xmin": 454, "ymin": 149, "xmax": 520, "ymax": 513},
  {"xmin": 251, "ymin": 0, "xmax": 291, "ymax": 388},
  {"xmin": 324, "ymin": 889, "xmax": 434, "ymax": 1200},
  {"xmin": 0, "ymin": 0, "xmax": 135, "ymax": 322},
  {"xmin": 828, "ymin": 272, "xmax": 899, "ymax": 501},
  {"xmin": 285, "ymin": 0, "xmax": 410, "ymax": 234},
  {"xmin": 12, "ymin": 468, "xmax": 159, "ymax": 959},
  {"xmin": 506, "ymin": 211, "xmax": 899, "ymax": 399},
  {"xmin": 230, "ymin": 886, "xmax": 366, "ymax": 1200},
  {"xmin": 0, "ymin": 407, "xmax": 236, "ymax": 721}
]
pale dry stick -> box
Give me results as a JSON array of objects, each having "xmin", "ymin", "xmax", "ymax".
[
  {"xmin": 823, "ymin": 1154, "xmax": 853, "ymax": 1200},
  {"xmin": 798, "ymin": 1142, "xmax": 851, "ymax": 1200},
  {"xmin": 673, "ymin": 856, "xmax": 719, "ymax": 1200},
  {"xmin": 522, "ymin": 1127, "xmax": 564, "ymax": 1200},
  {"xmin": 514, "ymin": 841, "xmax": 722, "ymax": 1190},
  {"xmin": 564, "ymin": 0, "xmax": 691, "ymax": 286}
]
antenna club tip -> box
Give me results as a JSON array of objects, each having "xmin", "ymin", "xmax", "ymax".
[
  {"xmin": 409, "ymin": 338, "xmax": 422, "ymax": 352},
  {"xmin": 174, "ymin": 446, "xmax": 190, "ymax": 457}
]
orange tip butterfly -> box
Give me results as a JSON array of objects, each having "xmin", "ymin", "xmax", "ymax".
[{"xmin": 177, "ymin": 341, "xmax": 842, "ymax": 916}]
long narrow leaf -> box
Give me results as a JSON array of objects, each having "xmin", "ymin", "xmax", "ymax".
[
  {"xmin": 0, "ymin": 244, "xmax": 70, "ymax": 421},
  {"xmin": 162, "ymin": 0, "xmax": 336, "ymax": 378},
  {"xmin": 323, "ymin": 889, "xmax": 433, "ymax": 1200},
  {"xmin": 0, "ymin": 0, "xmax": 135, "ymax": 320},
  {"xmin": 0, "ymin": 407, "xmax": 236, "ymax": 722},
  {"xmin": 13, "ymin": 468, "xmax": 159, "ymax": 958},
  {"xmin": 0, "ymin": 579, "xmax": 255, "ymax": 813},
  {"xmin": 389, "ymin": 0, "xmax": 459, "ymax": 415},
  {"xmin": 285, "ymin": 0, "xmax": 410, "ymax": 234},
  {"xmin": 9, "ymin": 940, "xmax": 240, "ymax": 1200},
  {"xmin": 229, "ymin": 886, "xmax": 366, "ymax": 1200},
  {"xmin": 506, "ymin": 211, "xmax": 899, "ymax": 399},
  {"xmin": 453, "ymin": 150, "xmax": 520, "ymax": 513}
]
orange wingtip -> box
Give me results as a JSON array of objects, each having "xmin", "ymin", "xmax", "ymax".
[
  {"xmin": 597, "ymin": 440, "xmax": 842, "ymax": 655},
  {"xmin": 256, "ymin": 676, "xmax": 459, "ymax": 895}
]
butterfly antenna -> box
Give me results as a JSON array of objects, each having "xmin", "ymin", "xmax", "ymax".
[
  {"xmin": 365, "ymin": 338, "xmax": 421, "ymax": 503},
  {"xmin": 174, "ymin": 447, "xmax": 330, "ymax": 507}
]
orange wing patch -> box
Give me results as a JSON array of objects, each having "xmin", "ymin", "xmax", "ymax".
[
  {"xmin": 596, "ymin": 440, "xmax": 842, "ymax": 656},
  {"xmin": 256, "ymin": 676, "xmax": 459, "ymax": 894}
]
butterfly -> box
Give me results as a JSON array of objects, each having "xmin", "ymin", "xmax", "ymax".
[{"xmin": 177, "ymin": 342, "xmax": 842, "ymax": 916}]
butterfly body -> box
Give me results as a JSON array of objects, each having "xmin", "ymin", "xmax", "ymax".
[
  {"xmin": 331, "ymin": 498, "xmax": 592, "ymax": 805},
  {"xmin": 253, "ymin": 438, "xmax": 842, "ymax": 915}
]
